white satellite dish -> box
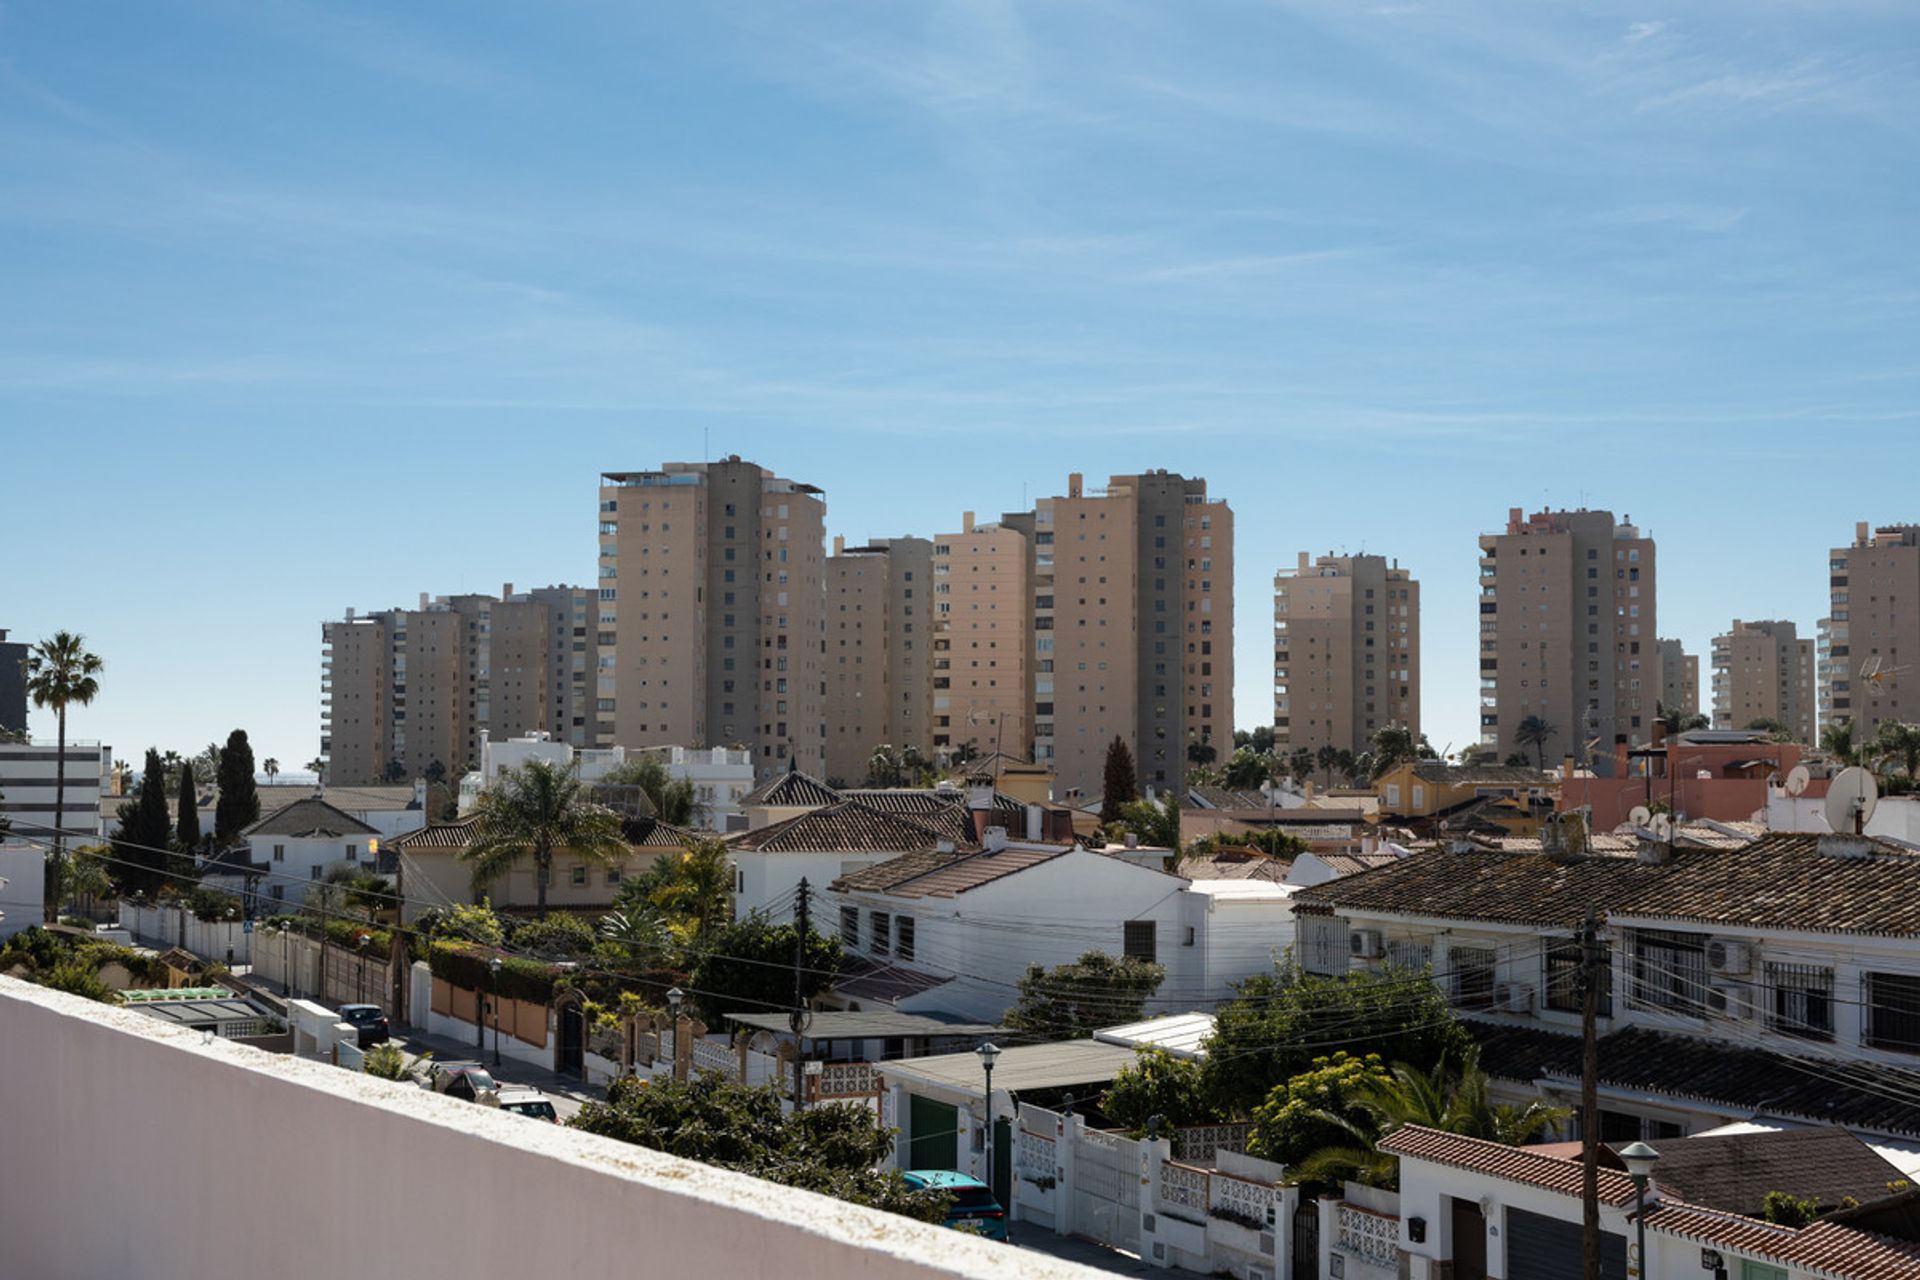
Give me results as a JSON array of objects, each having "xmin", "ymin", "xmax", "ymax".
[
  {"xmin": 1785, "ymin": 765, "xmax": 1811, "ymax": 797},
  {"xmin": 1649, "ymin": 812, "xmax": 1673, "ymax": 842},
  {"xmin": 1825, "ymin": 766, "xmax": 1880, "ymax": 836},
  {"xmin": 1628, "ymin": 805, "xmax": 1652, "ymax": 828}
]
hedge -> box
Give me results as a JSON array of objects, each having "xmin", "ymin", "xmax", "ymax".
[{"xmin": 427, "ymin": 941, "xmax": 561, "ymax": 1005}]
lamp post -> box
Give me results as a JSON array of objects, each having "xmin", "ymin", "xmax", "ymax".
[
  {"xmin": 1619, "ymin": 1140, "xmax": 1661, "ymax": 1279},
  {"xmin": 356, "ymin": 934, "xmax": 370, "ymax": 1004},
  {"xmin": 280, "ymin": 922, "xmax": 293, "ymax": 998},
  {"xmin": 488, "ymin": 956, "xmax": 503, "ymax": 1068},
  {"xmin": 975, "ymin": 1042, "xmax": 1001, "ymax": 1205},
  {"xmin": 667, "ymin": 987, "xmax": 686, "ymax": 1082},
  {"xmin": 225, "ymin": 906, "xmax": 237, "ymax": 971}
]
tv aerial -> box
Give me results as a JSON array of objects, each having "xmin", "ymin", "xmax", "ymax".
[
  {"xmin": 1825, "ymin": 766, "xmax": 1880, "ymax": 836},
  {"xmin": 1861, "ymin": 656, "xmax": 1912, "ymax": 687},
  {"xmin": 1784, "ymin": 765, "xmax": 1811, "ymax": 797}
]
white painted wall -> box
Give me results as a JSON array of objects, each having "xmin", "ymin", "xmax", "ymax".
[
  {"xmin": 247, "ymin": 833, "xmax": 373, "ymax": 908},
  {"xmin": 0, "ymin": 976, "xmax": 1104, "ymax": 1280},
  {"xmin": 735, "ymin": 849, "xmax": 901, "ymax": 923},
  {"xmin": 0, "ymin": 842, "xmax": 45, "ymax": 939}
]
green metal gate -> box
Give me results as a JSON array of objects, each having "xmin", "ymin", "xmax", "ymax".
[{"xmin": 908, "ymin": 1094, "xmax": 958, "ymax": 1171}]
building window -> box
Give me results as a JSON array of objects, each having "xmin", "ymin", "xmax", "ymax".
[
  {"xmin": 606, "ymin": 866, "xmax": 623, "ymax": 886},
  {"xmin": 1766, "ymin": 962, "xmax": 1833, "ymax": 1040},
  {"xmin": 1545, "ymin": 942, "xmax": 1611, "ymax": 1015},
  {"xmin": 896, "ymin": 916, "xmax": 915, "ymax": 962},
  {"xmin": 1451, "ymin": 947, "xmax": 1496, "ymax": 1010},
  {"xmin": 273, "ymin": 844, "xmax": 285, "ymax": 862},
  {"xmin": 1865, "ymin": 971, "xmax": 1920, "ymax": 1053},
  {"xmin": 1631, "ymin": 929, "xmax": 1708, "ymax": 1015},
  {"xmin": 870, "ymin": 911, "xmax": 891, "ymax": 957},
  {"xmin": 840, "ymin": 906, "xmax": 859, "ymax": 948},
  {"xmin": 1123, "ymin": 920, "xmax": 1157, "ymax": 964}
]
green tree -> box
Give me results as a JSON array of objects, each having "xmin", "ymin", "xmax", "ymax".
[
  {"xmin": 263, "ymin": 757, "xmax": 280, "ymax": 786},
  {"xmin": 461, "ymin": 760, "xmax": 629, "ymax": 912},
  {"xmin": 601, "ymin": 755, "xmax": 699, "ymax": 826},
  {"xmin": 1248, "ymin": 1052, "xmax": 1395, "ymax": 1171},
  {"xmin": 1655, "ymin": 702, "xmax": 1711, "ymax": 735},
  {"xmin": 1109, "ymin": 795, "xmax": 1181, "ymax": 851},
  {"xmin": 1315, "ymin": 745, "xmax": 1338, "ymax": 786},
  {"xmin": 1199, "ymin": 967, "xmax": 1473, "ymax": 1117},
  {"xmin": 1760, "ymin": 1190, "xmax": 1821, "ymax": 1228},
  {"xmin": 1003, "ymin": 950, "xmax": 1165, "ymax": 1040},
  {"xmin": 1103, "ymin": 1046, "xmax": 1212, "ymax": 1135},
  {"xmin": 1100, "ymin": 737, "xmax": 1138, "ymax": 824},
  {"xmin": 569, "ymin": 1073, "xmax": 949, "ymax": 1222},
  {"xmin": 417, "ymin": 900, "xmax": 506, "ymax": 948},
  {"xmin": 176, "ymin": 761, "xmax": 202, "ymax": 851},
  {"xmin": 66, "ymin": 844, "xmax": 117, "ymax": 918},
  {"xmin": 1186, "ymin": 738, "xmax": 1218, "ymax": 767},
  {"xmin": 1822, "ymin": 718, "xmax": 1861, "ymax": 767},
  {"xmin": 597, "ymin": 905, "xmax": 677, "ymax": 967},
  {"xmin": 1223, "ymin": 748, "xmax": 1277, "ymax": 792},
  {"xmin": 1873, "ymin": 721, "xmax": 1920, "ymax": 783},
  {"xmin": 643, "ymin": 837, "xmax": 736, "ymax": 943},
  {"xmin": 510, "ymin": 912, "xmax": 598, "ymax": 961},
  {"xmin": 114, "ymin": 748, "xmax": 175, "ymax": 896},
  {"xmin": 1514, "ymin": 715, "xmax": 1556, "ymax": 769},
  {"xmin": 686, "ymin": 913, "xmax": 843, "ymax": 1024},
  {"xmin": 23, "ymin": 631, "xmax": 103, "ymax": 921},
  {"xmin": 362, "ymin": 1042, "xmax": 413, "ymax": 1080},
  {"xmin": 214, "ymin": 729, "xmax": 260, "ymax": 847},
  {"xmin": 1288, "ymin": 747, "xmax": 1313, "ymax": 782},
  {"xmin": 305, "ymin": 756, "xmax": 327, "ymax": 785}
]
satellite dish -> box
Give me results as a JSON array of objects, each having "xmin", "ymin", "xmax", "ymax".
[
  {"xmin": 1628, "ymin": 805, "xmax": 1652, "ymax": 828},
  {"xmin": 1825, "ymin": 766, "xmax": 1880, "ymax": 835},
  {"xmin": 1649, "ymin": 813, "xmax": 1674, "ymax": 842},
  {"xmin": 1785, "ymin": 765, "xmax": 1811, "ymax": 797}
]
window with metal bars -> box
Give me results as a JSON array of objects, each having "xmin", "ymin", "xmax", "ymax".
[
  {"xmin": 870, "ymin": 911, "xmax": 891, "ymax": 958},
  {"xmin": 1451, "ymin": 947, "xmax": 1497, "ymax": 1010},
  {"xmin": 1765, "ymin": 962, "xmax": 1834, "ymax": 1041},
  {"xmin": 1544, "ymin": 942, "xmax": 1612, "ymax": 1015},
  {"xmin": 1123, "ymin": 920, "xmax": 1157, "ymax": 964},
  {"xmin": 1631, "ymin": 929, "xmax": 1708, "ymax": 1015},
  {"xmin": 896, "ymin": 916, "xmax": 915, "ymax": 962},
  {"xmin": 1865, "ymin": 971, "xmax": 1920, "ymax": 1053},
  {"xmin": 839, "ymin": 906, "xmax": 858, "ymax": 949}
]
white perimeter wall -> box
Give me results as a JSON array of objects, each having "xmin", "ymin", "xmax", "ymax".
[{"xmin": 0, "ymin": 976, "xmax": 1105, "ymax": 1280}]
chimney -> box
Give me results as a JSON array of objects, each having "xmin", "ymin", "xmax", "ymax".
[
  {"xmin": 1124, "ymin": 832, "xmax": 1139, "ymax": 849},
  {"xmin": 1068, "ymin": 472, "xmax": 1084, "ymax": 498},
  {"xmin": 1360, "ymin": 832, "xmax": 1377, "ymax": 855},
  {"xmin": 963, "ymin": 510, "xmax": 976, "ymax": 534},
  {"xmin": 414, "ymin": 779, "xmax": 428, "ymax": 809},
  {"xmin": 968, "ymin": 782, "xmax": 995, "ymax": 841},
  {"xmin": 502, "ymin": 582, "xmax": 514, "ymax": 598},
  {"xmin": 1561, "ymin": 754, "xmax": 1576, "ymax": 780},
  {"xmin": 1651, "ymin": 721, "xmax": 1667, "ymax": 748},
  {"xmin": 1026, "ymin": 803, "xmax": 1043, "ymax": 841},
  {"xmin": 833, "ymin": 534, "xmax": 845, "ymax": 555},
  {"xmin": 1297, "ymin": 551, "xmax": 1310, "ymax": 572},
  {"xmin": 983, "ymin": 826, "xmax": 1009, "ymax": 854}
]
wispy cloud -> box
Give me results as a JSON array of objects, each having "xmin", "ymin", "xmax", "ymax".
[
  {"xmin": 1592, "ymin": 204, "xmax": 1748, "ymax": 233},
  {"xmin": 1128, "ymin": 248, "xmax": 1375, "ymax": 283},
  {"xmin": 1624, "ymin": 21, "xmax": 1667, "ymax": 44}
]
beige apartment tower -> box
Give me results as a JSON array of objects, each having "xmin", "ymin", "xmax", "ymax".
[
  {"xmin": 1036, "ymin": 471, "xmax": 1233, "ymax": 802},
  {"xmin": 320, "ymin": 584, "xmax": 597, "ymax": 785},
  {"xmin": 1711, "ymin": 620, "xmax": 1815, "ymax": 741},
  {"xmin": 932, "ymin": 513, "xmax": 1033, "ymax": 766},
  {"xmin": 597, "ymin": 458, "xmax": 826, "ymax": 780},
  {"xmin": 1273, "ymin": 553, "xmax": 1420, "ymax": 758},
  {"xmin": 1656, "ymin": 638, "xmax": 1700, "ymax": 720},
  {"xmin": 1478, "ymin": 508, "xmax": 1656, "ymax": 767},
  {"xmin": 825, "ymin": 535, "xmax": 934, "ymax": 783},
  {"xmin": 1823, "ymin": 522, "xmax": 1920, "ymax": 739}
]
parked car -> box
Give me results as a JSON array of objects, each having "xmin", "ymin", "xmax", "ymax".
[
  {"xmin": 490, "ymin": 1088, "xmax": 558, "ymax": 1122},
  {"xmin": 901, "ymin": 1171, "xmax": 1006, "ymax": 1240},
  {"xmin": 337, "ymin": 1004, "xmax": 389, "ymax": 1048},
  {"xmin": 424, "ymin": 1061, "xmax": 499, "ymax": 1102}
]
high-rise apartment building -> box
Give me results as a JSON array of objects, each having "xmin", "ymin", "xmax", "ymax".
[
  {"xmin": 931, "ymin": 513, "xmax": 1033, "ymax": 765},
  {"xmin": 1272, "ymin": 553, "xmax": 1420, "ymax": 758},
  {"xmin": 1823, "ymin": 522, "xmax": 1920, "ymax": 739},
  {"xmin": 597, "ymin": 457, "xmax": 825, "ymax": 779},
  {"xmin": 1477, "ymin": 508, "xmax": 1656, "ymax": 768},
  {"xmin": 824, "ymin": 535, "xmax": 933, "ymax": 783},
  {"xmin": 1036, "ymin": 471, "xmax": 1232, "ymax": 802},
  {"xmin": 320, "ymin": 585, "xmax": 597, "ymax": 785},
  {"xmin": 0, "ymin": 628, "xmax": 26, "ymax": 735},
  {"xmin": 1655, "ymin": 638, "xmax": 1700, "ymax": 720},
  {"xmin": 1711, "ymin": 620, "xmax": 1815, "ymax": 741}
]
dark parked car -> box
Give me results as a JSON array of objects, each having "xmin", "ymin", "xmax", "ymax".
[
  {"xmin": 425, "ymin": 1062, "xmax": 499, "ymax": 1102},
  {"xmin": 338, "ymin": 1004, "xmax": 389, "ymax": 1048}
]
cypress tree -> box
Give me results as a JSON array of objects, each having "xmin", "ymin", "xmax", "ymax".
[
  {"xmin": 1100, "ymin": 736, "xmax": 1138, "ymax": 825},
  {"xmin": 114, "ymin": 748, "xmax": 173, "ymax": 893},
  {"xmin": 214, "ymin": 728, "xmax": 260, "ymax": 847},
  {"xmin": 176, "ymin": 761, "xmax": 201, "ymax": 850}
]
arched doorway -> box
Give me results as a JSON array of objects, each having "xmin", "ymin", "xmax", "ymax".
[{"xmin": 554, "ymin": 989, "xmax": 585, "ymax": 1076}]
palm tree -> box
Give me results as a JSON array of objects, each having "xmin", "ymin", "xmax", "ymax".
[
  {"xmin": 1822, "ymin": 719, "xmax": 1860, "ymax": 767},
  {"xmin": 1514, "ymin": 715, "xmax": 1556, "ymax": 769},
  {"xmin": 648, "ymin": 837, "xmax": 735, "ymax": 943},
  {"xmin": 460, "ymin": 760, "xmax": 628, "ymax": 911},
  {"xmin": 263, "ymin": 758, "xmax": 280, "ymax": 786},
  {"xmin": 23, "ymin": 632, "xmax": 103, "ymax": 922},
  {"xmin": 1874, "ymin": 721, "xmax": 1920, "ymax": 783},
  {"xmin": 306, "ymin": 757, "xmax": 327, "ymax": 785},
  {"xmin": 1315, "ymin": 745, "xmax": 1338, "ymax": 787},
  {"xmin": 66, "ymin": 845, "xmax": 117, "ymax": 922}
]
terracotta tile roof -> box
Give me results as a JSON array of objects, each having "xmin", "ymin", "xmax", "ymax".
[
  {"xmin": 1177, "ymin": 851, "xmax": 1291, "ymax": 882},
  {"xmin": 1776, "ymin": 1221, "xmax": 1920, "ymax": 1279},
  {"xmin": 1187, "ymin": 785, "xmax": 1274, "ymax": 811},
  {"xmin": 1610, "ymin": 833, "xmax": 1920, "ymax": 936},
  {"xmin": 834, "ymin": 843, "xmax": 1076, "ymax": 899},
  {"xmin": 1293, "ymin": 847, "xmax": 1671, "ymax": 927},
  {"xmin": 743, "ymin": 769, "xmax": 842, "ymax": 808},
  {"xmin": 1312, "ymin": 851, "xmax": 1402, "ymax": 877},
  {"xmin": 626, "ymin": 817, "xmax": 696, "ymax": 848},
  {"xmin": 1646, "ymin": 1127, "xmax": 1906, "ymax": 1217},
  {"xmin": 243, "ymin": 797, "xmax": 379, "ymax": 839},
  {"xmin": 1408, "ymin": 763, "xmax": 1556, "ymax": 786},
  {"xmin": 730, "ymin": 801, "xmax": 968, "ymax": 855},
  {"xmin": 1637, "ymin": 1202, "xmax": 1796, "ymax": 1255},
  {"xmin": 395, "ymin": 815, "xmax": 481, "ymax": 849},
  {"xmin": 1472, "ymin": 1023, "xmax": 1920, "ymax": 1139},
  {"xmin": 1376, "ymin": 1126, "xmax": 1639, "ymax": 1205}
]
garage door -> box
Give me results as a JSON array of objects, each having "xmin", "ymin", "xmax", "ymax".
[
  {"xmin": 1507, "ymin": 1208, "xmax": 1626, "ymax": 1280},
  {"xmin": 907, "ymin": 1094, "xmax": 957, "ymax": 1172}
]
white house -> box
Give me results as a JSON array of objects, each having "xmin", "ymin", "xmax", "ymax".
[
  {"xmin": 236, "ymin": 797, "xmax": 380, "ymax": 910},
  {"xmin": 0, "ymin": 839, "xmax": 44, "ymax": 939},
  {"xmin": 825, "ymin": 838, "xmax": 1297, "ymax": 1022},
  {"xmin": 1293, "ymin": 831, "xmax": 1920, "ymax": 1155},
  {"xmin": 459, "ymin": 733, "xmax": 752, "ymax": 832},
  {"xmin": 728, "ymin": 800, "xmax": 972, "ymax": 924}
]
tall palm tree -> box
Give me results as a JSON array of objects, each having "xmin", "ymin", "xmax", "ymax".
[
  {"xmin": 1315, "ymin": 745, "xmax": 1338, "ymax": 786},
  {"xmin": 1822, "ymin": 719, "xmax": 1860, "ymax": 767},
  {"xmin": 263, "ymin": 758, "xmax": 280, "ymax": 786},
  {"xmin": 460, "ymin": 760, "xmax": 628, "ymax": 911},
  {"xmin": 23, "ymin": 632, "xmax": 103, "ymax": 921},
  {"xmin": 1514, "ymin": 715, "xmax": 1557, "ymax": 769},
  {"xmin": 649, "ymin": 837, "xmax": 735, "ymax": 943},
  {"xmin": 306, "ymin": 757, "xmax": 327, "ymax": 785}
]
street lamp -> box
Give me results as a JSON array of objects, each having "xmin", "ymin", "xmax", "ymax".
[
  {"xmin": 1619, "ymin": 1140, "xmax": 1661, "ymax": 1279},
  {"xmin": 489, "ymin": 956, "xmax": 504, "ymax": 1068},
  {"xmin": 225, "ymin": 906, "xmax": 237, "ymax": 971},
  {"xmin": 356, "ymin": 934, "xmax": 370, "ymax": 1004},
  {"xmin": 975, "ymin": 1042, "xmax": 1002, "ymax": 1207},
  {"xmin": 666, "ymin": 987, "xmax": 686, "ymax": 1082},
  {"xmin": 280, "ymin": 922, "xmax": 293, "ymax": 998}
]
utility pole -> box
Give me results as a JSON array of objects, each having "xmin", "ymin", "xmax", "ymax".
[
  {"xmin": 791, "ymin": 877, "xmax": 811, "ymax": 1110},
  {"xmin": 1580, "ymin": 906, "xmax": 1602, "ymax": 1280}
]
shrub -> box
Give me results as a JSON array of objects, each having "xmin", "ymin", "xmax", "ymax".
[
  {"xmin": 427, "ymin": 941, "xmax": 561, "ymax": 1005},
  {"xmin": 362, "ymin": 1043, "xmax": 412, "ymax": 1080},
  {"xmin": 509, "ymin": 911, "xmax": 598, "ymax": 960}
]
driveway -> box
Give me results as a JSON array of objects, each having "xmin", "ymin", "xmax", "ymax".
[{"xmin": 1008, "ymin": 1230, "xmax": 1205, "ymax": 1277}]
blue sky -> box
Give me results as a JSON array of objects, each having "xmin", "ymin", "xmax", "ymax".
[{"xmin": 4, "ymin": 1, "xmax": 1917, "ymax": 772}]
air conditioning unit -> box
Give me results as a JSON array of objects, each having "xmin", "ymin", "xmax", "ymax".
[
  {"xmin": 1708, "ymin": 938, "xmax": 1753, "ymax": 976},
  {"xmin": 1350, "ymin": 929, "xmax": 1385, "ymax": 960},
  {"xmin": 1706, "ymin": 981, "xmax": 1754, "ymax": 1020},
  {"xmin": 1494, "ymin": 982, "xmax": 1536, "ymax": 1014}
]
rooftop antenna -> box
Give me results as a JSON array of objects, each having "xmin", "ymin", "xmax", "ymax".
[
  {"xmin": 1825, "ymin": 766, "xmax": 1879, "ymax": 836},
  {"xmin": 1862, "ymin": 655, "xmax": 1911, "ymax": 687}
]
